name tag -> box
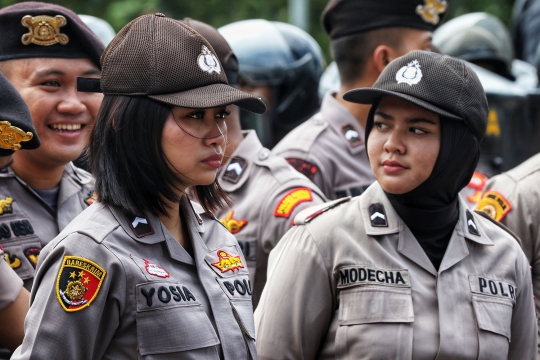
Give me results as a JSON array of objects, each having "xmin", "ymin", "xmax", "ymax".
[
  {"xmin": 336, "ymin": 266, "xmax": 411, "ymax": 289},
  {"xmin": 137, "ymin": 282, "xmax": 200, "ymax": 311},
  {"xmin": 469, "ymin": 275, "xmax": 516, "ymax": 301}
]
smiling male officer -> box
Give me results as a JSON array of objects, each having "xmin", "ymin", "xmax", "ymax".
[
  {"xmin": 0, "ymin": 2, "xmax": 104, "ymax": 290},
  {"xmin": 272, "ymin": 0, "xmax": 447, "ymax": 200}
]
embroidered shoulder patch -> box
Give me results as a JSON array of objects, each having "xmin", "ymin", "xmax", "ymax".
[
  {"xmin": 85, "ymin": 191, "xmax": 97, "ymax": 206},
  {"xmin": 211, "ymin": 250, "xmax": 245, "ymax": 273},
  {"xmin": 220, "ymin": 210, "xmax": 248, "ymax": 234},
  {"xmin": 143, "ymin": 259, "xmax": 170, "ymax": 278},
  {"xmin": 466, "ymin": 171, "xmax": 487, "ymax": 204},
  {"xmin": 341, "ymin": 124, "xmax": 363, "ymax": 147},
  {"xmin": 56, "ymin": 256, "xmax": 106, "ymax": 312},
  {"xmin": 286, "ymin": 158, "xmax": 318, "ymax": 180},
  {"xmin": 274, "ymin": 188, "xmax": 313, "ymax": 218},
  {"xmin": 0, "ymin": 197, "xmax": 14, "ymax": 215},
  {"xmin": 476, "ymin": 190, "xmax": 512, "ymax": 222},
  {"xmin": 24, "ymin": 247, "xmax": 41, "ymax": 269}
]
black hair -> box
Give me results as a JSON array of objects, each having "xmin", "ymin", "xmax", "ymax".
[
  {"xmin": 89, "ymin": 95, "xmax": 230, "ymax": 217},
  {"xmin": 331, "ymin": 27, "xmax": 407, "ymax": 85}
]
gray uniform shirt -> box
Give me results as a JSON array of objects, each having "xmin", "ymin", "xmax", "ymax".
[
  {"xmin": 12, "ymin": 195, "xmax": 256, "ymax": 360},
  {"xmin": 272, "ymin": 93, "xmax": 375, "ymax": 200},
  {"xmin": 255, "ymin": 182, "xmax": 537, "ymax": 360},
  {"xmin": 477, "ymin": 152, "xmax": 540, "ymax": 356},
  {"xmin": 0, "ymin": 247, "xmax": 23, "ymax": 311},
  {"xmin": 216, "ymin": 130, "xmax": 326, "ymax": 307},
  {"xmin": 0, "ymin": 163, "xmax": 94, "ymax": 290}
]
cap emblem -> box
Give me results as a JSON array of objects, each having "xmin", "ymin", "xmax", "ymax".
[
  {"xmin": 0, "ymin": 121, "xmax": 33, "ymax": 151},
  {"xmin": 197, "ymin": 45, "xmax": 221, "ymax": 74},
  {"xmin": 416, "ymin": 0, "xmax": 447, "ymax": 25},
  {"xmin": 396, "ymin": 59, "xmax": 423, "ymax": 86},
  {"xmin": 21, "ymin": 15, "xmax": 69, "ymax": 46}
]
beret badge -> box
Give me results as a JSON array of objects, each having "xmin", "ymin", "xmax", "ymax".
[
  {"xmin": 0, "ymin": 121, "xmax": 33, "ymax": 151},
  {"xmin": 21, "ymin": 15, "xmax": 69, "ymax": 46},
  {"xmin": 416, "ymin": 0, "xmax": 447, "ymax": 25}
]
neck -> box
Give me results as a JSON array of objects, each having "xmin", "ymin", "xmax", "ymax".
[
  {"xmin": 11, "ymin": 153, "xmax": 65, "ymax": 189},
  {"xmin": 159, "ymin": 193, "xmax": 193, "ymax": 256},
  {"xmin": 335, "ymin": 76, "xmax": 378, "ymax": 130}
]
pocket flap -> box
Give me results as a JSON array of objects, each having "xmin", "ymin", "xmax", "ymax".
[
  {"xmin": 338, "ymin": 287, "xmax": 414, "ymax": 325},
  {"xmin": 136, "ymin": 304, "xmax": 220, "ymax": 355},
  {"xmin": 472, "ymin": 295, "xmax": 513, "ymax": 341},
  {"xmin": 230, "ymin": 299, "xmax": 256, "ymax": 339}
]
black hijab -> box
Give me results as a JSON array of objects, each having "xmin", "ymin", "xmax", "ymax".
[{"xmin": 365, "ymin": 100, "xmax": 481, "ymax": 270}]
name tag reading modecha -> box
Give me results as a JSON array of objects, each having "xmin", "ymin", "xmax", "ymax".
[{"xmin": 336, "ymin": 265, "xmax": 411, "ymax": 289}]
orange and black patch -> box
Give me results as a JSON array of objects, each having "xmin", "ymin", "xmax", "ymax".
[{"xmin": 56, "ymin": 256, "xmax": 106, "ymax": 312}]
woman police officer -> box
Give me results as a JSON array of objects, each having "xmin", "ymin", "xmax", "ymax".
[
  {"xmin": 254, "ymin": 50, "xmax": 537, "ymax": 359},
  {"xmin": 12, "ymin": 13, "xmax": 265, "ymax": 359}
]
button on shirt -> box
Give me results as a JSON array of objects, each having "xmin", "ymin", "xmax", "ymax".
[
  {"xmin": 272, "ymin": 93, "xmax": 376, "ymax": 200},
  {"xmin": 255, "ymin": 182, "xmax": 537, "ymax": 360},
  {"xmin": 12, "ymin": 195, "xmax": 256, "ymax": 360},
  {"xmin": 0, "ymin": 163, "xmax": 95, "ymax": 290},
  {"xmin": 216, "ymin": 130, "xmax": 326, "ymax": 307},
  {"xmin": 477, "ymin": 152, "xmax": 540, "ymax": 357}
]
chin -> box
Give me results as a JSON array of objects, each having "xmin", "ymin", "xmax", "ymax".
[{"xmin": 378, "ymin": 179, "xmax": 411, "ymax": 195}]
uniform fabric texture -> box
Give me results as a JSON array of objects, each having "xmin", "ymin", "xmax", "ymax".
[{"xmin": 0, "ymin": 1, "xmax": 104, "ymax": 68}]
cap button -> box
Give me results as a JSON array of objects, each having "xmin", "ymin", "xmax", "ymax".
[
  {"xmin": 155, "ymin": 13, "xmax": 166, "ymax": 17},
  {"xmin": 258, "ymin": 149, "xmax": 270, "ymax": 161}
]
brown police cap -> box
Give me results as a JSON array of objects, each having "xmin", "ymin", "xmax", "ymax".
[
  {"xmin": 78, "ymin": 13, "xmax": 265, "ymax": 114},
  {"xmin": 0, "ymin": 1, "xmax": 104, "ymax": 68},
  {"xmin": 322, "ymin": 0, "xmax": 448, "ymax": 40},
  {"xmin": 181, "ymin": 18, "xmax": 239, "ymax": 85}
]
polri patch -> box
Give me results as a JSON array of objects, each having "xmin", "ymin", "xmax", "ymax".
[
  {"xmin": 0, "ymin": 197, "xmax": 13, "ymax": 215},
  {"xmin": 143, "ymin": 259, "xmax": 170, "ymax": 278},
  {"xmin": 3, "ymin": 251, "xmax": 21, "ymax": 269},
  {"xmin": 85, "ymin": 191, "xmax": 97, "ymax": 206},
  {"xmin": 466, "ymin": 210, "xmax": 480, "ymax": 236},
  {"xmin": 476, "ymin": 190, "xmax": 512, "ymax": 222},
  {"xmin": 56, "ymin": 256, "xmax": 106, "ymax": 312},
  {"xmin": 24, "ymin": 247, "xmax": 40, "ymax": 269},
  {"xmin": 222, "ymin": 157, "xmax": 247, "ymax": 184},
  {"xmin": 466, "ymin": 171, "xmax": 487, "ymax": 204},
  {"xmin": 211, "ymin": 250, "xmax": 245, "ymax": 274},
  {"xmin": 217, "ymin": 275, "xmax": 253, "ymax": 300},
  {"xmin": 274, "ymin": 188, "xmax": 313, "ymax": 218},
  {"xmin": 369, "ymin": 203, "xmax": 388, "ymax": 227},
  {"xmin": 469, "ymin": 275, "xmax": 516, "ymax": 302},
  {"xmin": 220, "ymin": 210, "xmax": 247, "ymax": 234},
  {"xmin": 336, "ymin": 265, "xmax": 410, "ymax": 289},
  {"xmin": 341, "ymin": 124, "xmax": 363, "ymax": 147},
  {"xmin": 286, "ymin": 158, "xmax": 318, "ymax": 180}
]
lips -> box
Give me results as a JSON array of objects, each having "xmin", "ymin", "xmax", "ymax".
[
  {"xmin": 382, "ymin": 159, "xmax": 407, "ymax": 174},
  {"xmin": 201, "ymin": 153, "xmax": 223, "ymax": 169}
]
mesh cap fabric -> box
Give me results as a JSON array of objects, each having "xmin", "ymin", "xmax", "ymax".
[
  {"xmin": 78, "ymin": 13, "xmax": 265, "ymax": 114},
  {"xmin": 343, "ymin": 50, "xmax": 488, "ymax": 141}
]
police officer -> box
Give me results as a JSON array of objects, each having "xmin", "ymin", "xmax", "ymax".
[
  {"xmin": 255, "ymin": 51, "xmax": 537, "ymax": 359},
  {"xmin": 476, "ymin": 155, "xmax": 540, "ymax": 356},
  {"xmin": 0, "ymin": 2, "xmax": 104, "ymax": 290},
  {"xmin": 272, "ymin": 0, "xmax": 446, "ymax": 200},
  {"xmin": 182, "ymin": 18, "xmax": 327, "ymax": 307},
  {"xmin": 12, "ymin": 13, "xmax": 266, "ymax": 359},
  {"xmin": 219, "ymin": 19, "xmax": 324, "ymax": 147},
  {"xmin": 0, "ymin": 71, "xmax": 39, "ymax": 354}
]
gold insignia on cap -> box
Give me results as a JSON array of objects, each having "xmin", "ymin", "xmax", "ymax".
[
  {"xmin": 0, "ymin": 121, "xmax": 33, "ymax": 151},
  {"xmin": 21, "ymin": 15, "xmax": 69, "ymax": 46},
  {"xmin": 416, "ymin": 0, "xmax": 447, "ymax": 25}
]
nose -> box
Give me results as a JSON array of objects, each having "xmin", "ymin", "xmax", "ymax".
[
  {"xmin": 56, "ymin": 86, "xmax": 87, "ymax": 115},
  {"xmin": 202, "ymin": 117, "xmax": 227, "ymax": 147},
  {"xmin": 384, "ymin": 128, "xmax": 406, "ymax": 155}
]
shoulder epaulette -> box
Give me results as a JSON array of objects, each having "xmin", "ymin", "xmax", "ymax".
[
  {"xmin": 293, "ymin": 197, "xmax": 351, "ymax": 226},
  {"xmin": 474, "ymin": 209, "xmax": 521, "ymax": 246}
]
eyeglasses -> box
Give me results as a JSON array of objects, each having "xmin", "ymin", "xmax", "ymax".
[{"xmin": 172, "ymin": 109, "xmax": 228, "ymax": 140}]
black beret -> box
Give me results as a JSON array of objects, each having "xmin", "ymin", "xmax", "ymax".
[
  {"xmin": 0, "ymin": 71, "xmax": 40, "ymax": 155},
  {"xmin": 0, "ymin": 1, "xmax": 104, "ymax": 68},
  {"xmin": 322, "ymin": 0, "xmax": 448, "ymax": 40}
]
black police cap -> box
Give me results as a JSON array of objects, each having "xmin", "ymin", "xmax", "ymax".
[
  {"xmin": 0, "ymin": 2, "xmax": 104, "ymax": 68},
  {"xmin": 0, "ymin": 72, "xmax": 40, "ymax": 155},
  {"xmin": 322, "ymin": 0, "xmax": 448, "ymax": 40}
]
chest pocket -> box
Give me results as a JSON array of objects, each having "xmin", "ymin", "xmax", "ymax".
[
  {"xmin": 472, "ymin": 295, "xmax": 513, "ymax": 360},
  {"xmin": 136, "ymin": 282, "xmax": 220, "ymax": 359},
  {"xmin": 336, "ymin": 286, "xmax": 414, "ymax": 360},
  {"xmin": 0, "ymin": 211, "xmax": 40, "ymax": 281}
]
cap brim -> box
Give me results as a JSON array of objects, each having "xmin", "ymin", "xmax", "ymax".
[
  {"xmin": 343, "ymin": 88, "xmax": 462, "ymax": 121},
  {"xmin": 149, "ymin": 83, "xmax": 266, "ymax": 114}
]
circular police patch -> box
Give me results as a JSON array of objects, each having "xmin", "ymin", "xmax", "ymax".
[
  {"xmin": 56, "ymin": 256, "xmax": 106, "ymax": 312},
  {"xmin": 476, "ymin": 190, "xmax": 512, "ymax": 222}
]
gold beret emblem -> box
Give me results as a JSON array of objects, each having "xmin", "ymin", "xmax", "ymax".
[
  {"xmin": 21, "ymin": 15, "xmax": 69, "ymax": 46},
  {"xmin": 416, "ymin": 0, "xmax": 447, "ymax": 25},
  {"xmin": 0, "ymin": 121, "xmax": 33, "ymax": 151}
]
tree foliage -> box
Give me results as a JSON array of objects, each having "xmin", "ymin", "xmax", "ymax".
[{"xmin": 0, "ymin": 0, "xmax": 515, "ymax": 63}]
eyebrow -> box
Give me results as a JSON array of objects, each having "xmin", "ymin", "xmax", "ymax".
[
  {"xmin": 33, "ymin": 68, "xmax": 101, "ymax": 78},
  {"xmin": 374, "ymin": 111, "xmax": 438, "ymax": 125}
]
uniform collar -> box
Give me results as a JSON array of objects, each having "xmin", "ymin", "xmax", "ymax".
[
  {"xmin": 218, "ymin": 130, "xmax": 269, "ymax": 192},
  {"xmin": 321, "ymin": 92, "xmax": 366, "ymax": 154}
]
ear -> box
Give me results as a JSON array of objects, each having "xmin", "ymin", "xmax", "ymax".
[{"xmin": 372, "ymin": 45, "xmax": 392, "ymax": 74}]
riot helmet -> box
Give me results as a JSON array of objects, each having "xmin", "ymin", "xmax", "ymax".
[
  {"xmin": 219, "ymin": 19, "xmax": 323, "ymax": 146},
  {"xmin": 433, "ymin": 12, "xmax": 515, "ymax": 80}
]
